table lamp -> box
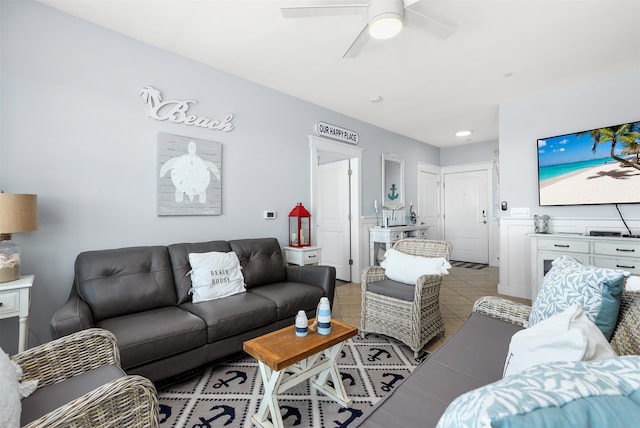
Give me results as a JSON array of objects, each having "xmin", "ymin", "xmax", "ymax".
[{"xmin": 0, "ymin": 193, "xmax": 38, "ymax": 283}]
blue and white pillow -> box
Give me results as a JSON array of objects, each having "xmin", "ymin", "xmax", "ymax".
[
  {"xmin": 528, "ymin": 256, "xmax": 626, "ymax": 340},
  {"xmin": 437, "ymin": 356, "xmax": 640, "ymax": 428}
]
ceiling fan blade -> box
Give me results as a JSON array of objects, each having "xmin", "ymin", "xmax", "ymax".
[
  {"xmin": 404, "ymin": 7, "xmax": 455, "ymax": 39},
  {"xmin": 281, "ymin": 3, "xmax": 369, "ymax": 19},
  {"xmin": 343, "ymin": 21, "xmax": 371, "ymax": 58}
]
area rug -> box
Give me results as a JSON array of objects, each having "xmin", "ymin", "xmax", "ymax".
[
  {"xmin": 450, "ymin": 260, "xmax": 488, "ymax": 269},
  {"xmin": 157, "ymin": 333, "xmax": 427, "ymax": 427}
]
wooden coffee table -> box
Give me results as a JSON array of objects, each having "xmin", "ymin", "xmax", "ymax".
[{"xmin": 244, "ymin": 318, "xmax": 358, "ymax": 428}]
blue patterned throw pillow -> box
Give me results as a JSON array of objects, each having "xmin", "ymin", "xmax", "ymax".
[
  {"xmin": 437, "ymin": 356, "xmax": 640, "ymax": 428},
  {"xmin": 528, "ymin": 256, "xmax": 626, "ymax": 339}
]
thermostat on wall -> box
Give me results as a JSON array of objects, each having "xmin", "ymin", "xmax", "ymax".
[{"xmin": 264, "ymin": 211, "xmax": 277, "ymax": 219}]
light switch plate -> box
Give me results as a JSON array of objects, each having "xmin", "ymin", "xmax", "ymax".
[{"xmin": 510, "ymin": 207, "xmax": 530, "ymax": 217}]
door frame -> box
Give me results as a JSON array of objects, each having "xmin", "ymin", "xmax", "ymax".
[
  {"xmin": 309, "ymin": 136, "xmax": 363, "ymax": 282},
  {"xmin": 441, "ymin": 161, "xmax": 497, "ymax": 266},
  {"xmin": 417, "ymin": 162, "xmax": 442, "ymax": 240}
]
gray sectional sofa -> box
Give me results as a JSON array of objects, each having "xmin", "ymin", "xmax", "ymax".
[
  {"xmin": 50, "ymin": 238, "xmax": 335, "ymax": 382},
  {"xmin": 356, "ymin": 292, "xmax": 640, "ymax": 427}
]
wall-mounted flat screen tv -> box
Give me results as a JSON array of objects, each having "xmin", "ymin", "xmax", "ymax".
[{"xmin": 538, "ymin": 120, "xmax": 640, "ymax": 206}]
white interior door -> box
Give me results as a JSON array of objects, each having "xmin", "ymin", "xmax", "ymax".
[
  {"xmin": 316, "ymin": 158, "xmax": 351, "ymax": 281},
  {"xmin": 418, "ymin": 163, "xmax": 441, "ymax": 240},
  {"xmin": 443, "ymin": 168, "xmax": 489, "ymax": 263}
]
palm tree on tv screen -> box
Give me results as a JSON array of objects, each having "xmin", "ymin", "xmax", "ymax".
[{"xmin": 580, "ymin": 123, "xmax": 640, "ymax": 171}]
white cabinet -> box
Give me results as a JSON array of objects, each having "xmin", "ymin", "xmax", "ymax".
[
  {"xmin": 531, "ymin": 234, "xmax": 640, "ymax": 300},
  {"xmin": 0, "ymin": 275, "xmax": 33, "ymax": 352},
  {"xmin": 284, "ymin": 246, "xmax": 321, "ymax": 266},
  {"xmin": 369, "ymin": 225, "xmax": 429, "ymax": 265}
]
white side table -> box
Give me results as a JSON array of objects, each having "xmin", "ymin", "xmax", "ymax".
[
  {"xmin": 284, "ymin": 246, "xmax": 321, "ymax": 266},
  {"xmin": 0, "ymin": 274, "xmax": 33, "ymax": 352}
]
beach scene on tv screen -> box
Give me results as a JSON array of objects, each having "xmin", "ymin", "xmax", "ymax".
[{"xmin": 538, "ymin": 121, "xmax": 640, "ymax": 206}]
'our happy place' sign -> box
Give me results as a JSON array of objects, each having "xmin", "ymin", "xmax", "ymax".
[{"xmin": 315, "ymin": 121, "xmax": 359, "ymax": 144}]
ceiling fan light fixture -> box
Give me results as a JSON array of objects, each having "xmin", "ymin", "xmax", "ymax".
[{"xmin": 368, "ymin": 13, "xmax": 403, "ymax": 40}]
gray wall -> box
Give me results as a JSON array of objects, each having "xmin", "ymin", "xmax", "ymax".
[
  {"xmin": 499, "ymin": 68, "xmax": 640, "ymax": 220},
  {"xmin": 0, "ymin": 1, "xmax": 439, "ymax": 351},
  {"xmin": 440, "ymin": 140, "xmax": 498, "ymax": 166}
]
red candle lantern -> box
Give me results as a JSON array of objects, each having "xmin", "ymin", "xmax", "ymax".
[{"xmin": 288, "ymin": 203, "xmax": 311, "ymax": 248}]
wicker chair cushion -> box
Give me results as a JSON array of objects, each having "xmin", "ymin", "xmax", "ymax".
[
  {"xmin": 528, "ymin": 256, "xmax": 626, "ymax": 340},
  {"xmin": 20, "ymin": 364, "xmax": 124, "ymax": 426},
  {"xmin": 380, "ymin": 248, "xmax": 451, "ymax": 285},
  {"xmin": 367, "ymin": 279, "xmax": 415, "ymax": 301}
]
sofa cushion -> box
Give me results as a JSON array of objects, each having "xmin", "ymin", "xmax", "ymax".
[
  {"xmin": 188, "ymin": 251, "xmax": 246, "ymax": 303},
  {"xmin": 230, "ymin": 238, "xmax": 286, "ymax": 288},
  {"xmin": 20, "ymin": 364, "xmax": 124, "ymax": 427},
  {"xmin": 97, "ymin": 307, "xmax": 206, "ymax": 369},
  {"xmin": 249, "ymin": 281, "xmax": 325, "ymax": 320},
  {"xmin": 528, "ymin": 255, "xmax": 626, "ymax": 340},
  {"xmin": 437, "ymin": 356, "xmax": 640, "ymax": 428},
  {"xmin": 74, "ymin": 246, "xmax": 177, "ymax": 322},
  {"xmin": 180, "ymin": 292, "xmax": 278, "ymax": 342},
  {"xmin": 504, "ymin": 303, "xmax": 616, "ymax": 377},
  {"xmin": 168, "ymin": 241, "xmax": 232, "ymax": 304}
]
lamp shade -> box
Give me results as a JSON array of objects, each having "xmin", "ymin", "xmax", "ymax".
[{"xmin": 0, "ymin": 193, "xmax": 38, "ymax": 234}]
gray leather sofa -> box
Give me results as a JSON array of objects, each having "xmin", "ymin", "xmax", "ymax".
[{"xmin": 50, "ymin": 238, "xmax": 335, "ymax": 382}]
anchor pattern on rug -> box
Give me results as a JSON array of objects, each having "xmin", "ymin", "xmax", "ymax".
[{"xmin": 157, "ymin": 337, "xmax": 420, "ymax": 427}]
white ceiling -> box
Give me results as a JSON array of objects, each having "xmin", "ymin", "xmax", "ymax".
[{"xmin": 38, "ymin": 0, "xmax": 640, "ymax": 148}]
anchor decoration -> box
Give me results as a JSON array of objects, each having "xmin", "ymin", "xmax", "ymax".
[
  {"xmin": 327, "ymin": 371, "xmax": 356, "ymax": 389},
  {"xmin": 192, "ymin": 405, "xmax": 235, "ymax": 428},
  {"xmin": 280, "ymin": 405, "xmax": 302, "ymax": 426},
  {"xmin": 212, "ymin": 370, "xmax": 247, "ymax": 389},
  {"xmin": 367, "ymin": 347, "xmax": 392, "ymax": 362},
  {"xmin": 380, "ymin": 372, "xmax": 405, "ymax": 392},
  {"xmin": 387, "ymin": 184, "xmax": 399, "ymax": 201},
  {"xmin": 159, "ymin": 404, "xmax": 172, "ymax": 423},
  {"xmin": 333, "ymin": 407, "xmax": 364, "ymax": 428}
]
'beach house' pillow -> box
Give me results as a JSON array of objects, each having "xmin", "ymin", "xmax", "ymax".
[
  {"xmin": 528, "ymin": 255, "xmax": 626, "ymax": 340},
  {"xmin": 380, "ymin": 248, "xmax": 451, "ymax": 285},
  {"xmin": 188, "ymin": 251, "xmax": 245, "ymax": 303},
  {"xmin": 504, "ymin": 303, "xmax": 616, "ymax": 377}
]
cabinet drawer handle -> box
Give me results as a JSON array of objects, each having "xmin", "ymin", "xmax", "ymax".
[
  {"xmin": 616, "ymin": 264, "xmax": 636, "ymax": 269},
  {"xmin": 0, "ymin": 302, "xmax": 3, "ymax": 307},
  {"xmin": 616, "ymin": 248, "xmax": 635, "ymax": 252},
  {"xmin": 308, "ymin": 254, "xmax": 317, "ymax": 258},
  {"xmin": 554, "ymin": 244, "xmax": 570, "ymax": 248}
]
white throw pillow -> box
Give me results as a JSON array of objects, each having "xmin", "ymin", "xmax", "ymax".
[
  {"xmin": 1, "ymin": 347, "xmax": 21, "ymax": 428},
  {"xmin": 380, "ymin": 248, "xmax": 451, "ymax": 285},
  {"xmin": 503, "ymin": 303, "xmax": 616, "ymax": 377},
  {"xmin": 188, "ymin": 251, "xmax": 246, "ymax": 303}
]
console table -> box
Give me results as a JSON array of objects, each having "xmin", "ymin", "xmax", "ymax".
[
  {"xmin": 369, "ymin": 225, "xmax": 429, "ymax": 265},
  {"xmin": 530, "ymin": 234, "xmax": 640, "ymax": 300},
  {"xmin": 0, "ymin": 274, "xmax": 33, "ymax": 352}
]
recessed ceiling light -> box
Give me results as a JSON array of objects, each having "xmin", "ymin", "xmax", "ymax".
[{"xmin": 455, "ymin": 130, "xmax": 472, "ymax": 137}]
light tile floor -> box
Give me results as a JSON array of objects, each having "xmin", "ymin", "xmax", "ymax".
[{"xmin": 331, "ymin": 266, "xmax": 531, "ymax": 353}]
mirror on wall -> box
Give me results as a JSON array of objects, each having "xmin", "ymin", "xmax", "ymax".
[{"xmin": 382, "ymin": 153, "xmax": 404, "ymax": 210}]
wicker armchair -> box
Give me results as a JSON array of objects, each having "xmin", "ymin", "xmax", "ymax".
[
  {"xmin": 360, "ymin": 238, "xmax": 453, "ymax": 358},
  {"xmin": 473, "ymin": 290, "xmax": 640, "ymax": 356},
  {"xmin": 11, "ymin": 328, "xmax": 159, "ymax": 428}
]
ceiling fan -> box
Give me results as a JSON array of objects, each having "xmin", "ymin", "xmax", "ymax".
[{"xmin": 281, "ymin": 0, "xmax": 455, "ymax": 58}]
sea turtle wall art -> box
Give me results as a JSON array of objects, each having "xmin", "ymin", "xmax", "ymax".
[{"xmin": 157, "ymin": 132, "xmax": 222, "ymax": 216}]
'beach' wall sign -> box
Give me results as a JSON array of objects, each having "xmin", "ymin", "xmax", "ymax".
[
  {"xmin": 140, "ymin": 86, "xmax": 234, "ymax": 132},
  {"xmin": 315, "ymin": 121, "xmax": 359, "ymax": 144}
]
